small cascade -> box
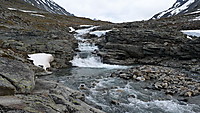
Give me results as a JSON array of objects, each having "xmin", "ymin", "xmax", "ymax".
[{"xmin": 70, "ymin": 26, "xmax": 127, "ymax": 69}]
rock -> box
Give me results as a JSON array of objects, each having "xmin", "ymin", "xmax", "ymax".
[
  {"xmin": 98, "ymin": 21, "xmax": 200, "ymax": 74},
  {"xmin": 0, "ymin": 76, "xmax": 15, "ymax": 96},
  {"xmin": 0, "ymin": 79, "xmax": 105, "ymax": 113},
  {"xmin": 154, "ymin": 82, "xmax": 162, "ymax": 89},
  {"xmin": 184, "ymin": 91, "xmax": 193, "ymax": 97},
  {"xmin": 110, "ymin": 100, "xmax": 120, "ymax": 105},
  {"xmin": 0, "ymin": 57, "xmax": 35, "ymax": 95},
  {"xmin": 136, "ymin": 77, "xmax": 146, "ymax": 81},
  {"xmin": 78, "ymin": 84, "xmax": 89, "ymax": 90}
]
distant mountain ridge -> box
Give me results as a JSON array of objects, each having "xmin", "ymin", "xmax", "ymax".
[
  {"xmin": 22, "ymin": 0, "xmax": 74, "ymax": 16},
  {"xmin": 152, "ymin": 0, "xmax": 200, "ymax": 19}
]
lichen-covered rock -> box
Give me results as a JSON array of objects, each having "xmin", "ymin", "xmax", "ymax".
[
  {"xmin": 0, "ymin": 57, "xmax": 35, "ymax": 95},
  {"xmin": 0, "ymin": 79, "xmax": 105, "ymax": 113},
  {"xmin": 0, "ymin": 76, "xmax": 15, "ymax": 96}
]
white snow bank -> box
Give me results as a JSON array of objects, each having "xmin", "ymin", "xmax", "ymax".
[
  {"xmin": 89, "ymin": 30, "xmax": 112, "ymax": 37},
  {"xmin": 28, "ymin": 53, "xmax": 54, "ymax": 71},
  {"xmin": 181, "ymin": 30, "xmax": 200, "ymax": 37}
]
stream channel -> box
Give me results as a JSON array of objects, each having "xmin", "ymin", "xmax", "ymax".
[{"xmin": 42, "ymin": 25, "xmax": 200, "ymax": 113}]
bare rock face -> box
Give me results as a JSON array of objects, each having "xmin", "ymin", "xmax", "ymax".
[
  {"xmin": 97, "ymin": 20, "xmax": 200, "ymax": 74},
  {"xmin": 0, "ymin": 57, "xmax": 35, "ymax": 95}
]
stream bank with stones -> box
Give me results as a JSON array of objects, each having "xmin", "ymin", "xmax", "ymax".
[{"xmin": 42, "ymin": 26, "xmax": 200, "ymax": 113}]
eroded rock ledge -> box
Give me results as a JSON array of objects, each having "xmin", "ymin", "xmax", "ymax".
[{"xmin": 0, "ymin": 56, "xmax": 104, "ymax": 113}]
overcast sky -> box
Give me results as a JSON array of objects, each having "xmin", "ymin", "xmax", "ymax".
[{"xmin": 53, "ymin": 0, "xmax": 176, "ymax": 23}]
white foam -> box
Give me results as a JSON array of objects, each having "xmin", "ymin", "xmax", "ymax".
[
  {"xmin": 70, "ymin": 55, "xmax": 127, "ymax": 69},
  {"xmin": 28, "ymin": 53, "xmax": 54, "ymax": 71},
  {"xmin": 126, "ymin": 98, "xmax": 198, "ymax": 113},
  {"xmin": 78, "ymin": 43, "xmax": 98, "ymax": 51},
  {"xmin": 71, "ymin": 26, "xmax": 128, "ymax": 69}
]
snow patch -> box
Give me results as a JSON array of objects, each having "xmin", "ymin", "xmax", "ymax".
[
  {"xmin": 8, "ymin": 8, "xmax": 17, "ymax": 11},
  {"xmin": 190, "ymin": 16, "xmax": 200, "ymax": 21},
  {"xmin": 80, "ymin": 25, "xmax": 94, "ymax": 27},
  {"xmin": 69, "ymin": 27, "xmax": 75, "ymax": 32},
  {"xmin": 19, "ymin": 9, "xmax": 38, "ymax": 13},
  {"xmin": 28, "ymin": 53, "xmax": 54, "ymax": 71},
  {"xmin": 155, "ymin": 0, "xmax": 195, "ymax": 19},
  {"xmin": 187, "ymin": 10, "xmax": 200, "ymax": 15},
  {"xmin": 89, "ymin": 30, "xmax": 112, "ymax": 37},
  {"xmin": 181, "ymin": 30, "xmax": 200, "ymax": 37},
  {"xmin": 170, "ymin": 0, "xmax": 195, "ymax": 15},
  {"xmin": 30, "ymin": 14, "xmax": 45, "ymax": 17},
  {"xmin": 8, "ymin": 7, "xmax": 38, "ymax": 13}
]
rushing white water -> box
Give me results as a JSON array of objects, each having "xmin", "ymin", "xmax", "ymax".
[
  {"xmin": 70, "ymin": 26, "xmax": 128, "ymax": 69},
  {"xmin": 86, "ymin": 77, "xmax": 200, "ymax": 113}
]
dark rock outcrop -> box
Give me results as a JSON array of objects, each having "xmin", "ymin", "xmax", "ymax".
[
  {"xmin": 0, "ymin": 57, "xmax": 35, "ymax": 95},
  {"xmin": 97, "ymin": 20, "xmax": 200, "ymax": 74},
  {"xmin": 0, "ymin": 79, "xmax": 105, "ymax": 113}
]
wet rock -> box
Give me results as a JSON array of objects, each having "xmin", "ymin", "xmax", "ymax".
[
  {"xmin": 110, "ymin": 100, "xmax": 120, "ymax": 105},
  {"xmin": 78, "ymin": 84, "xmax": 89, "ymax": 90}
]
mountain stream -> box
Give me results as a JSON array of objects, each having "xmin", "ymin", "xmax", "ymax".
[{"xmin": 42, "ymin": 26, "xmax": 200, "ymax": 113}]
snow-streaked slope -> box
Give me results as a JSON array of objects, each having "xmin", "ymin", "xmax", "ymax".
[
  {"xmin": 22, "ymin": 0, "xmax": 73, "ymax": 16},
  {"xmin": 153, "ymin": 0, "xmax": 200, "ymax": 19}
]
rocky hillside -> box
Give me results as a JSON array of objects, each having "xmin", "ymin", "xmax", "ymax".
[
  {"xmin": 0, "ymin": 0, "xmax": 110, "ymax": 112},
  {"xmin": 153, "ymin": 0, "xmax": 200, "ymax": 19},
  {"xmin": 95, "ymin": 8, "xmax": 200, "ymax": 75},
  {"xmin": 22, "ymin": 0, "xmax": 74, "ymax": 16}
]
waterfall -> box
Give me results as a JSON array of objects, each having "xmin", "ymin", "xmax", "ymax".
[{"xmin": 70, "ymin": 25, "xmax": 127, "ymax": 69}]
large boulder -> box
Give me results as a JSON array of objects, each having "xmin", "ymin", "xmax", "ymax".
[{"xmin": 0, "ymin": 57, "xmax": 35, "ymax": 95}]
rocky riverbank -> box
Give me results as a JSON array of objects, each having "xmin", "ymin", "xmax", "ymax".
[{"xmin": 111, "ymin": 65, "xmax": 200, "ymax": 99}]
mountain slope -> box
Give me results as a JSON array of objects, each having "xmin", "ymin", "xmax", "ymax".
[
  {"xmin": 152, "ymin": 0, "xmax": 200, "ymax": 19},
  {"xmin": 22, "ymin": 0, "xmax": 74, "ymax": 16}
]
